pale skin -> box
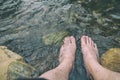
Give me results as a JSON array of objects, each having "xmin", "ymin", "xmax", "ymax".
[
  {"xmin": 40, "ymin": 36, "xmax": 120, "ymax": 80},
  {"xmin": 81, "ymin": 36, "xmax": 120, "ymax": 80},
  {"xmin": 40, "ymin": 36, "xmax": 76, "ymax": 80}
]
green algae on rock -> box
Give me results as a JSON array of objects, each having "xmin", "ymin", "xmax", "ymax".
[
  {"xmin": 8, "ymin": 61, "xmax": 38, "ymax": 80},
  {"xmin": 101, "ymin": 48, "xmax": 120, "ymax": 73},
  {"xmin": 0, "ymin": 46, "xmax": 39, "ymax": 80},
  {"xmin": 42, "ymin": 31, "xmax": 70, "ymax": 45}
]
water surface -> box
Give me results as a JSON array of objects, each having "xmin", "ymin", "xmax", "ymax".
[{"xmin": 0, "ymin": 0, "xmax": 120, "ymax": 80}]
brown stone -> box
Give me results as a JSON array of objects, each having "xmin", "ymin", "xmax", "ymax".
[
  {"xmin": 101, "ymin": 48, "xmax": 120, "ymax": 72},
  {"xmin": 0, "ymin": 46, "xmax": 38, "ymax": 80}
]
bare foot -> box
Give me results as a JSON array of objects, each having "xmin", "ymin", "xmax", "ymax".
[
  {"xmin": 81, "ymin": 36, "xmax": 120, "ymax": 80},
  {"xmin": 81, "ymin": 36, "xmax": 99, "ymax": 75},
  {"xmin": 55, "ymin": 36, "xmax": 76, "ymax": 80},
  {"xmin": 59, "ymin": 36, "xmax": 76, "ymax": 64},
  {"xmin": 40, "ymin": 36, "xmax": 76, "ymax": 80}
]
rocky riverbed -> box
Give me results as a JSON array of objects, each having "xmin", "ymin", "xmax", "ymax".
[{"xmin": 0, "ymin": 0, "xmax": 120, "ymax": 80}]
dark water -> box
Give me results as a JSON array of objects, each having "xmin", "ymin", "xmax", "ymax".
[{"xmin": 0, "ymin": 0, "xmax": 120, "ymax": 80}]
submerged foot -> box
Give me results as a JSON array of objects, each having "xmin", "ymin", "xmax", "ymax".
[
  {"xmin": 40, "ymin": 36, "xmax": 76, "ymax": 80},
  {"xmin": 59, "ymin": 36, "xmax": 76, "ymax": 63},
  {"xmin": 81, "ymin": 35, "xmax": 99, "ymax": 74},
  {"xmin": 58, "ymin": 36, "xmax": 76, "ymax": 71}
]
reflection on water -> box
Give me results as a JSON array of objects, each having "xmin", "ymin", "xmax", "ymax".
[{"xmin": 0, "ymin": 0, "xmax": 120, "ymax": 80}]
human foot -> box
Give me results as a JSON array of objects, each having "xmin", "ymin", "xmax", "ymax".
[
  {"xmin": 57, "ymin": 36, "xmax": 76, "ymax": 73},
  {"xmin": 80, "ymin": 36, "xmax": 120, "ymax": 80},
  {"xmin": 59, "ymin": 36, "xmax": 76, "ymax": 63},
  {"xmin": 81, "ymin": 36, "xmax": 99, "ymax": 74},
  {"xmin": 40, "ymin": 37, "xmax": 76, "ymax": 80}
]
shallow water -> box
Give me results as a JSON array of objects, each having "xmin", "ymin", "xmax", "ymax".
[{"xmin": 0, "ymin": 0, "xmax": 120, "ymax": 80}]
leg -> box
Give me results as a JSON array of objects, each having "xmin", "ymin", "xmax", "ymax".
[
  {"xmin": 40, "ymin": 36, "xmax": 76, "ymax": 80},
  {"xmin": 81, "ymin": 35, "xmax": 120, "ymax": 80}
]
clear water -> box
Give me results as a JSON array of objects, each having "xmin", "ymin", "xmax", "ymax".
[{"xmin": 0, "ymin": 0, "xmax": 120, "ymax": 80}]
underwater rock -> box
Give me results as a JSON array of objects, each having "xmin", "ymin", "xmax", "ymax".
[
  {"xmin": 101, "ymin": 48, "xmax": 120, "ymax": 73},
  {"xmin": 110, "ymin": 14, "xmax": 120, "ymax": 20},
  {"xmin": 42, "ymin": 31, "xmax": 70, "ymax": 45},
  {"xmin": 0, "ymin": 46, "xmax": 39, "ymax": 80},
  {"xmin": 115, "ymin": 37, "xmax": 120, "ymax": 44}
]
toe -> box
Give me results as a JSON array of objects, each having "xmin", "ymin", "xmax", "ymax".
[
  {"xmin": 64, "ymin": 37, "xmax": 71, "ymax": 44},
  {"xmin": 88, "ymin": 37, "xmax": 92, "ymax": 44},
  {"xmin": 88, "ymin": 37, "xmax": 94, "ymax": 46},
  {"xmin": 94, "ymin": 43, "xmax": 97, "ymax": 48},
  {"xmin": 81, "ymin": 36, "xmax": 87, "ymax": 46},
  {"xmin": 60, "ymin": 45, "xmax": 64, "ymax": 53},
  {"xmin": 70, "ymin": 36, "xmax": 76, "ymax": 45},
  {"xmin": 94, "ymin": 43, "xmax": 98, "ymax": 50},
  {"xmin": 85, "ymin": 36, "xmax": 90, "ymax": 44},
  {"xmin": 59, "ymin": 45, "xmax": 64, "ymax": 59}
]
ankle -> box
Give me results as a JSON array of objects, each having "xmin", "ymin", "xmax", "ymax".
[
  {"xmin": 60, "ymin": 56, "xmax": 75, "ymax": 63},
  {"xmin": 58, "ymin": 59, "xmax": 74, "ymax": 71},
  {"xmin": 89, "ymin": 62, "xmax": 110, "ymax": 80}
]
